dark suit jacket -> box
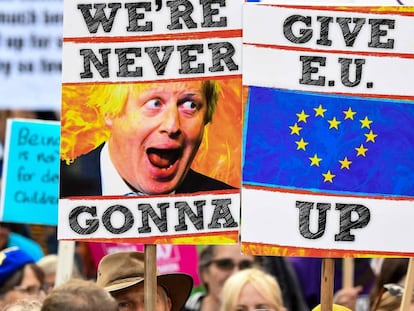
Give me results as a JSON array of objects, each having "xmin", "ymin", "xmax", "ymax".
[{"xmin": 60, "ymin": 144, "xmax": 234, "ymax": 197}]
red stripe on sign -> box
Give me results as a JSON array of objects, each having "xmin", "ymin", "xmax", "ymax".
[
  {"xmin": 61, "ymin": 74, "xmax": 242, "ymax": 87},
  {"xmin": 243, "ymin": 184, "xmax": 414, "ymax": 201},
  {"xmin": 241, "ymin": 241, "xmax": 414, "ymax": 257},
  {"xmin": 259, "ymin": 5, "xmax": 414, "ymax": 16},
  {"xmin": 60, "ymin": 230, "xmax": 239, "ymax": 244},
  {"xmin": 244, "ymin": 43, "xmax": 414, "ymax": 60},
  {"xmin": 64, "ymin": 29, "xmax": 242, "ymax": 44}
]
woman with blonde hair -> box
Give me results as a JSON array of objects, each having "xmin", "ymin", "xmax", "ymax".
[{"xmin": 220, "ymin": 268, "xmax": 286, "ymax": 311}]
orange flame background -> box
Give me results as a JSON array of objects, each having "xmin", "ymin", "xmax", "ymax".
[{"xmin": 61, "ymin": 77, "xmax": 243, "ymax": 188}]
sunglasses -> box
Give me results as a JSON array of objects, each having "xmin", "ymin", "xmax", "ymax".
[{"xmin": 209, "ymin": 258, "xmax": 254, "ymax": 271}]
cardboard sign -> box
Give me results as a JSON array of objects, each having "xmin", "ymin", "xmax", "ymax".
[
  {"xmin": 0, "ymin": 0, "xmax": 63, "ymax": 110},
  {"xmin": 0, "ymin": 119, "xmax": 60, "ymax": 225},
  {"xmin": 241, "ymin": 4, "xmax": 414, "ymax": 257},
  {"xmin": 59, "ymin": 0, "xmax": 243, "ymax": 244}
]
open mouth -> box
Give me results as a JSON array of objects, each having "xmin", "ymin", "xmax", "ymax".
[{"xmin": 147, "ymin": 148, "xmax": 182, "ymax": 169}]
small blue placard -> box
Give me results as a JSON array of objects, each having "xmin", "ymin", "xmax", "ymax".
[{"xmin": 0, "ymin": 119, "xmax": 59, "ymax": 225}]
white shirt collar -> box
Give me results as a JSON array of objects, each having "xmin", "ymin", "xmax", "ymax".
[{"xmin": 100, "ymin": 143, "xmax": 132, "ymax": 196}]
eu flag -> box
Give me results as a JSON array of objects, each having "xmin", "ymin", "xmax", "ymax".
[{"xmin": 243, "ymin": 86, "xmax": 414, "ymax": 197}]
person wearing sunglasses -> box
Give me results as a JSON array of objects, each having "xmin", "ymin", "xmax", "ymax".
[
  {"xmin": 220, "ymin": 267, "xmax": 286, "ymax": 311},
  {"xmin": 183, "ymin": 245, "xmax": 257, "ymax": 311}
]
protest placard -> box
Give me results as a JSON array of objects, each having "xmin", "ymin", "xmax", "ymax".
[
  {"xmin": 0, "ymin": 119, "xmax": 59, "ymax": 225},
  {"xmin": 0, "ymin": 0, "xmax": 63, "ymax": 110},
  {"xmin": 241, "ymin": 3, "xmax": 414, "ymax": 257},
  {"xmin": 59, "ymin": 0, "xmax": 243, "ymax": 244}
]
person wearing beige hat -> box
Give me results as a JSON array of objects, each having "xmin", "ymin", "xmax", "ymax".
[{"xmin": 96, "ymin": 251, "xmax": 193, "ymax": 311}]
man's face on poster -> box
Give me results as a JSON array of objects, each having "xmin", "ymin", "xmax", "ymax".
[{"xmin": 105, "ymin": 81, "xmax": 208, "ymax": 194}]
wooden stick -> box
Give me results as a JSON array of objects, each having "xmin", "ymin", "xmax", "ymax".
[
  {"xmin": 400, "ymin": 257, "xmax": 414, "ymax": 311},
  {"xmin": 321, "ymin": 258, "xmax": 335, "ymax": 311},
  {"xmin": 55, "ymin": 240, "xmax": 75, "ymax": 287},
  {"xmin": 342, "ymin": 258, "xmax": 354, "ymax": 289},
  {"xmin": 145, "ymin": 244, "xmax": 157, "ymax": 311}
]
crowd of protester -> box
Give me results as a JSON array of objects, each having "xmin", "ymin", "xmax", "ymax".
[{"xmin": 0, "ymin": 233, "xmax": 413, "ymax": 311}]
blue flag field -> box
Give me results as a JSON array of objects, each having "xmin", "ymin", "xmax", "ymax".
[{"xmin": 243, "ymin": 86, "xmax": 414, "ymax": 197}]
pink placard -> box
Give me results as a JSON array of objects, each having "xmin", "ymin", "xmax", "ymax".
[{"xmin": 87, "ymin": 242, "xmax": 200, "ymax": 286}]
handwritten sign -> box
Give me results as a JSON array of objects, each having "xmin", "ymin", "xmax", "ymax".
[
  {"xmin": 0, "ymin": 119, "xmax": 59, "ymax": 225},
  {"xmin": 0, "ymin": 0, "xmax": 63, "ymax": 110},
  {"xmin": 241, "ymin": 4, "xmax": 414, "ymax": 257}
]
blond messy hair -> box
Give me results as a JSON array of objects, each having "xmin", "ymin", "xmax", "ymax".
[
  {"xmin": 88, "ymin": 80, "xmax": 219, "ymax": 124},
  {"xmin": 220, "ymin": 268, "xmax": 285, "ymax": 311}
]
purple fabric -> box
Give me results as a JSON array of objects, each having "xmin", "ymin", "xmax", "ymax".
[{"xmin": 289, "ymin": 257, "xmax": 375, "ymax": 309}]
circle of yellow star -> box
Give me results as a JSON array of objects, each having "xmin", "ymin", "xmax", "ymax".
[
  {"xmin": 309, "ymin": 154, "xmax": 322, "ymax": 167},
  {"xmin": 365, "ymin": 130, "xmax": 378, "ymax": 143},
  {"xmin": 360, "ymin": 116, "xmax": 373, "ymax": 129},
  {"xmin": 296, "ymin": 110, "xmax": 310, "ymax": 123},
  {"xmin": 343, "ymin": 107, "xmax": 356, "ymax": 120},
  {"xmin": 314, "ymin": 105, "xmax": 327, "ymax": 117},
  {"xmin": 339, "ymin": 157, "xmax": 352, "ymax": 169},
  {"xmin": 355, "ymin": 144, "xmax": 368, "ymax": 157},
  {"xmin": 322, "ymin": 170, "xmax": 336, "ymax": 183},
  {"xmin": 295, "ymin": 138, "xmax": 309, "ymax": 151},
  {"xmin": 328, "ymin": 117, "xmax": 341, "ymax": 130},
  {"xmin": 289, "ymin": 123, "xmax": 302, "ymax": 136}
]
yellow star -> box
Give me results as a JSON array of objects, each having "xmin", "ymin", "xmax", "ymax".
[
  {"xmin": 314, "ymin": 105, "xmax": 327, "ymax": 117},
  {"xmin": 328, "ymin": 117, "xmax": 341, "ymax": 130},
  {"xmin": 322, "ymin": 170, "xmax": 335, "ymax": 183},
  {"xmin": 355, "ymin": 144, "xmax": 368, "ymax": 157},
  {"xmin": 296, "ymin": 110, "xmax": 309, "ymax": 123},
  {"xmin": 289, "ymin": 123, "xmax": 302, "ymax": 136},
  {"xmin": 295, "ymin": 138, "xmax": 309, "ymax": 151},
  {"xmin": 309, "ymin": 154, "xmax": 322, "ymax": 167},
  {"xmin": 343, "ymin": 107, "xmax": 356, "ymax": 120},
  {"xmin": 365, "ymin": 130, "xmax": 378, "ymax": 143},
  {"xmin": 360, "ymin": 116, "xmax": 373, "ymax": 129},
  {"xmin": 339, "ymin": 157, "xmax": 352, "ymax": 169}
]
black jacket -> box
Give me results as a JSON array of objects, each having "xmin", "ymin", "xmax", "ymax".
[{"xmin": 60, "ymin": 144, "xmax": 234, "ymax": 197}]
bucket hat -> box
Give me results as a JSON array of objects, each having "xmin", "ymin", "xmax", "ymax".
[{"xmin": 96, "ymin": 251, "xmax": 193, "ymax": 311}]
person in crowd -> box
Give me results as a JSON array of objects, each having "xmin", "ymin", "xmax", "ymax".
[
  {"xmin": 41, "ymin": 278, "xmax": 118, "ymax": 311},
  {"xmin": 312, "ymin": 304, "xmax": 352, "ymax": 311},
  {"xmin": 258, "ymin": 256, "xmax": 308, "ymax": 311},
  {"xmin": 371, "ymin": 283, "xmax": 414, "ymax": 311},
  {"xmin": 60, "ymin": 81, "xmax": 235, "ymax": 197},
  {"xmin": 2, "ymin": 299, "xmax": 42, "ymax": 311},
  {"xmin": 331, "ymin": 285, "xmax": 364, "ymax": 311},
  {"xmin": 36, "ymin": 254, "xmax": 82, "ymax": 293},
  {"xmin": 369, "ymin": 258, "xmax": 413, "ymax": 311},
  {"xmin": 0, "ymin": 222, "xmax": 43, "ymax": 261},
  {"xmin": 183, "ymin": 244, "xmax": 256, "ymax": 311},
  {"xmin": 289, "ymin": 257, "xmax": 375, "ymax": 310},
  {"xmin": 0, "ymin": 247, "xmax": 45, "ymax": 309},
  {"xmin": 96, "ymin": 251, "xmax": 193, "ymax": 311},
  {"xmin": 220, "ymin": 267, "xmax": 286, "ymax": 311}
]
